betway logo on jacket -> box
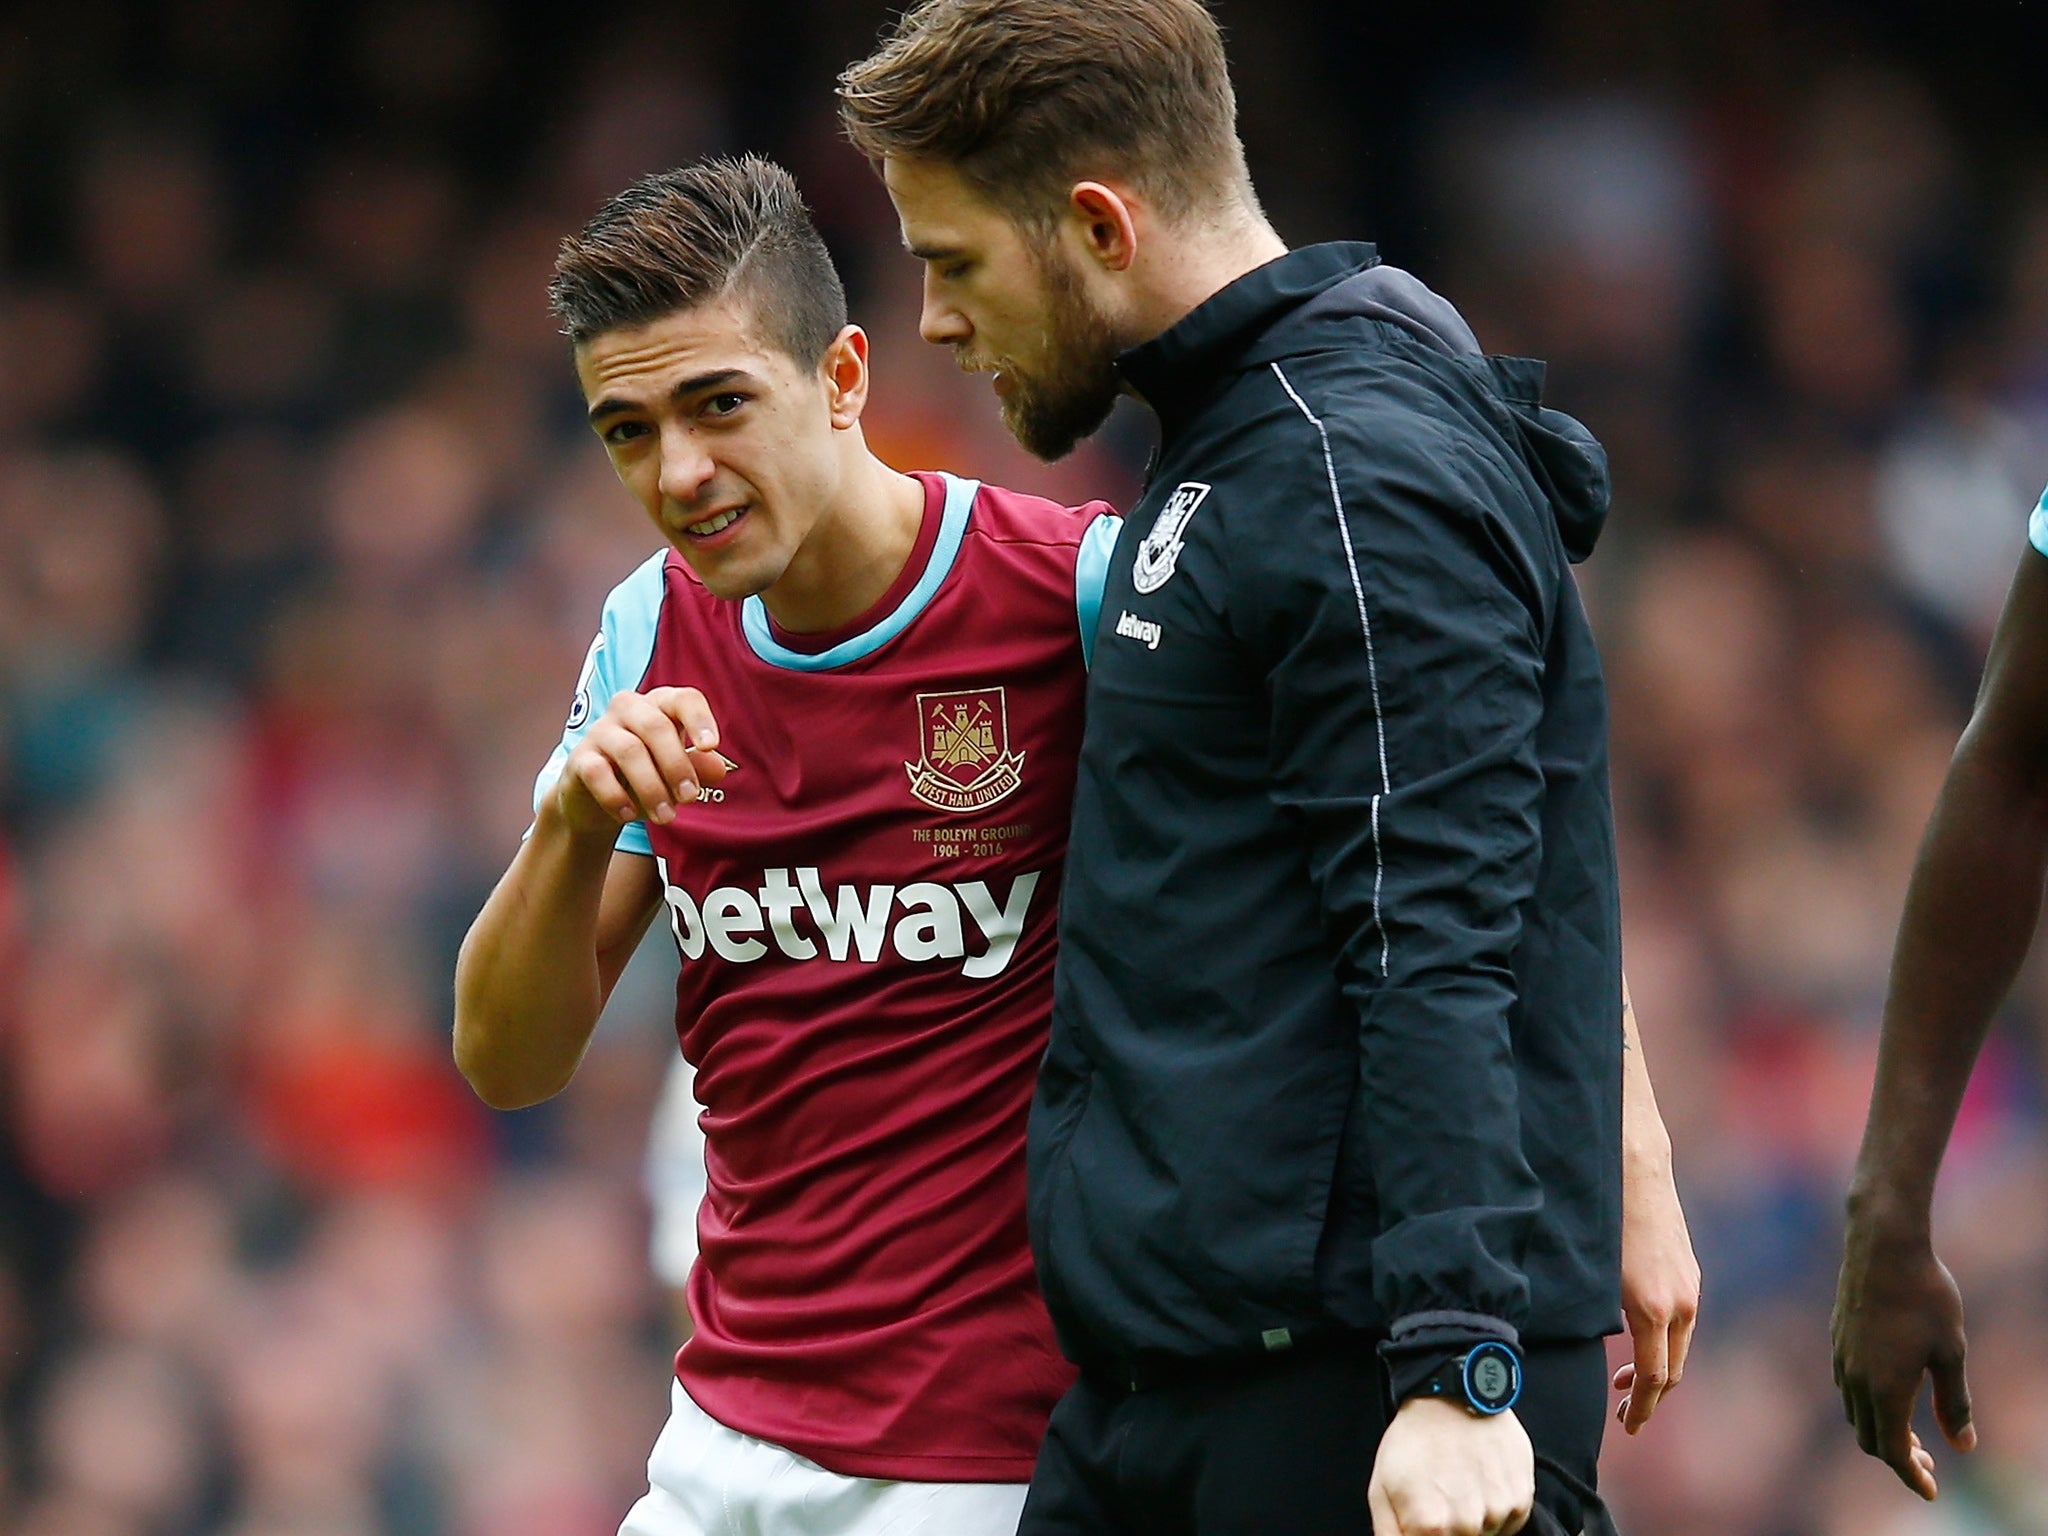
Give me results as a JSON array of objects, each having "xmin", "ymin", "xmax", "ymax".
[{"xmin": 655, "ymin": 858, "xmax": 1040, "ymax": 979}]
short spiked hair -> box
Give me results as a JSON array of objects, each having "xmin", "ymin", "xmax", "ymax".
[{"xmin": 549, "ymin": 154, "xmax": 848, "ymax": 363}]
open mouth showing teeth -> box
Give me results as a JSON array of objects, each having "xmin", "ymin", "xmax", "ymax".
[{"xmin": 686, "ymin": 507, "xmax": 745, "ymax": 538}]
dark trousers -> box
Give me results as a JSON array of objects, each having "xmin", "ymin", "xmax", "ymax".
[{"xmin": 1018, "ymin": 1336, "xmax": 1612, "ymax": 1536}]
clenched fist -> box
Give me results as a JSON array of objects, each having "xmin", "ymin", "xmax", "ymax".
[{"xmin": 1369, "ymin": 1397, "xmax": 1533, "ymax": 1536}]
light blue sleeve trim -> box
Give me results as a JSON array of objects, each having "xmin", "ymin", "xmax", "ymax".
[
  {"xmin": 741, "ymin": 472, "xmax": 979, "ymax": 671},
  {"xmin": 1076, "ymin": 512, "xmax": 1122, "ymax": 670},
  {"xmin": 530, "ymin": 547, "xmax": 669, "ymax": 854},
  {"xmin": 2030, "ymin": 487, "xmax": 2048, "ymax": 559}
]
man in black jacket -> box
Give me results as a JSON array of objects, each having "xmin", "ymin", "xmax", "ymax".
[{"xmin": 843, "ymin": 4, "xmax": 1689, "ymax": 1533}]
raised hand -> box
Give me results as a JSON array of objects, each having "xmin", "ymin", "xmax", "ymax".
[{"xmin": 557, "ymin": 686, "xmax": 730, "ymax": 835}]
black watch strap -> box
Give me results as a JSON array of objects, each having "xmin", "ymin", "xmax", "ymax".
[{"xmin": 1397, "ymin": 1340, "xmax": 1524, "ymax": 1416}]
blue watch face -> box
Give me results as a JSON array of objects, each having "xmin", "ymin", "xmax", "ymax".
[{"xmin": 1463, "ymin": 1343, "xmax": 1521, "ymax": 1414}]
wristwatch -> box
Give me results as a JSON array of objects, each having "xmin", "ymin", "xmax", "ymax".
[{"xmin": 1407, "ymin": 1340, "xmax": 1523, "ymax": 1416}]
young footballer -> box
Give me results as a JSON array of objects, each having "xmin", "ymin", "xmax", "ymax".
[{"xmin": 454, "ymin": 155, "xmax": 1116, "ymax": 1536}]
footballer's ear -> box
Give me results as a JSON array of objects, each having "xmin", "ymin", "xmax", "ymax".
[
  {"xmin": 1067, "ymin": 182, "xmax": 1139, "ymax": 274},
  {"xmin": 821, "ymin": 324, "xmax": 871, "ymax": 429}
]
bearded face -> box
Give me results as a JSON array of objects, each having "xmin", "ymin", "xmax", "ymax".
[
  {"xmin": 883, "ymin": 155, "xmax": 1144, "ymax": 461},
  {"xmin": 962, "ymin": 241, "xmax": 1128, "ymax": 462}
]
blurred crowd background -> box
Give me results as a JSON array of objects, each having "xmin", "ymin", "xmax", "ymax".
[{"xmin": 2, "ymin": 1, "xmax": 2047, "ymax": 1532}]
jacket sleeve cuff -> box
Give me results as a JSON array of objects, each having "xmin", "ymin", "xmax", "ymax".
[{"xmin": 1378, "ymin": 1312, "xmax": 1523, "ymax": 1406}]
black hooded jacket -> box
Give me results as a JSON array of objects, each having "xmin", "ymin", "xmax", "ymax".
[{"xmin": 1031, "ymin": 243, "xmax": 1623, "ymax": 1383}]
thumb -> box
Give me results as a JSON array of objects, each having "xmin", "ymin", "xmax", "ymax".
[{"xmin": 1930, "ymin": 1352, "xmax": 1977, "ymax": 1452}]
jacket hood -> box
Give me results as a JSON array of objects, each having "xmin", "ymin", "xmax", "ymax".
[{"xmin": 1284, "ymin": 263, "xmax": 1613, "ymax": 562}]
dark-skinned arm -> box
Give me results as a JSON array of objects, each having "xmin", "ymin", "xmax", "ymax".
[{"xmin": 1834, "ymin": 545, "xmax": 2048, "ymax": 1498}]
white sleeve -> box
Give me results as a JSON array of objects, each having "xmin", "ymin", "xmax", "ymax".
[
  {"xmin": 531, "ymin": 549, "xmax": 670, "ymax": 858},
  {"xmin": 2030, "ymin": 484, "xmax": 2048, "ymax": 561},
  {"xmin": 1075, "ymin": 511, "xmax": 1123, "ymax": 669}
]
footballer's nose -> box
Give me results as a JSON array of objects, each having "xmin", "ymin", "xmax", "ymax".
[{"xmin": 657, "ymin": 425, "xmax": 718, "ymax": 505}]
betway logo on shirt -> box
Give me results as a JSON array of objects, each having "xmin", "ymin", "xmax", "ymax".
[{"xmin": 655, "ymin": 858, "xmax": 1040, "ymax": 979}]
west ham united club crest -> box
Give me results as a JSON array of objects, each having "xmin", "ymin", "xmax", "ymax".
[
  {"xmin": 905, "ymin": 688, "xmax": 1026, "ymax": 813},
  {"xmin": 1131, "ymin": 480, "xmax": 1211, "ymax": 594}
]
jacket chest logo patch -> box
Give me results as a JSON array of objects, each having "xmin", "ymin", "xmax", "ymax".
[
  {"xmin": 1132, "ymin": 481, "xmax": 1211, "ymax": 594},
  {"xmin": 906, "ymin": 687, "xmax": 1026, "ymax": 813}
]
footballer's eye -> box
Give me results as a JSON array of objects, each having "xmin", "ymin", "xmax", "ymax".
[
  {"xmin": 940, "ymin": 260, "xmax": 973, "ymax": 282},
  {"xmin": 601, "ymin": 419, "xmax": 650, "ymax": 446},
  {"xmin": 703, "ymin": 392, "xmax": 748, "ymax": 418}
]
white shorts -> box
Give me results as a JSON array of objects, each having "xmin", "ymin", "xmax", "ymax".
[{"xmin": 619, "ymin": 1380, "xmax": 1029, "ymax": 1536}]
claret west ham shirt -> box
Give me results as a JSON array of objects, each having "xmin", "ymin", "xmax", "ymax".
[{"xmin": 534, "ymin": 471, "xmax": 1119, "ymax": 1481}]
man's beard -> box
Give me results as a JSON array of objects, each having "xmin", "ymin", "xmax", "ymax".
[{"xmin": 982, "ymin": 251, "xmax": 1125, "ymax": 462}]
